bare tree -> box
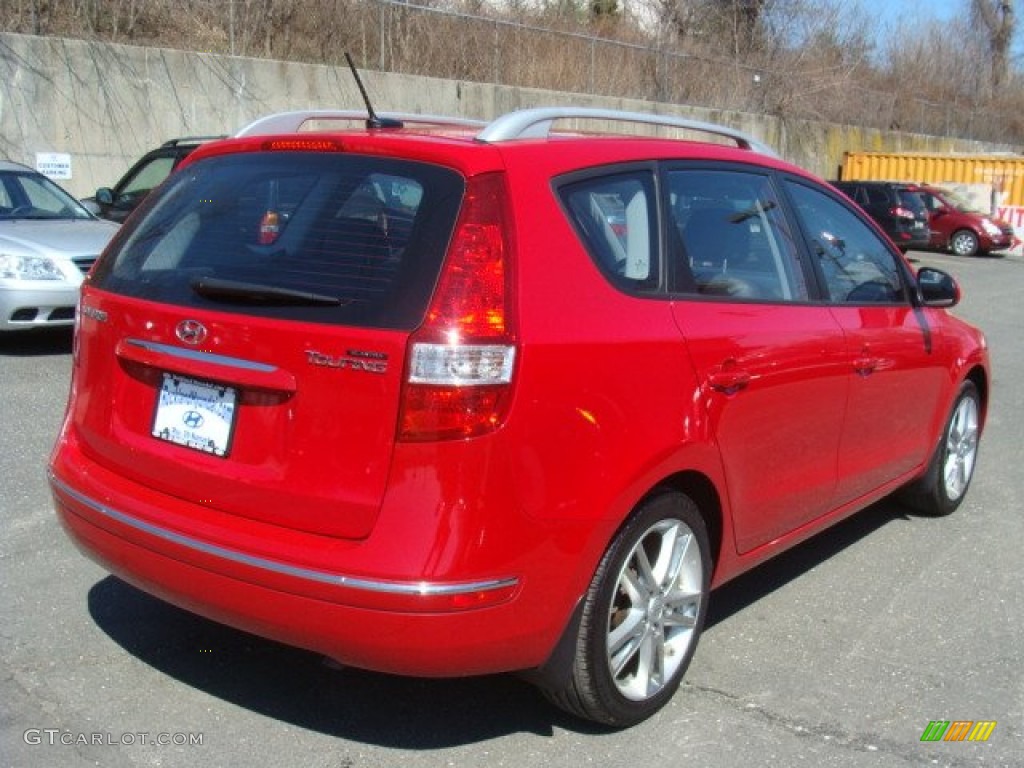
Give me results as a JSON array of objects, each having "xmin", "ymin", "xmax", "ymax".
[
  {"xmin": 1, "ymin": 0, "xmax": 1021, "ymax": 141},
  {"xmin": 974, "ymin": 0, "xmax": 1016, "ymax": 93},
  {"xmin": 727, "ymin": 0, "xmax": 766, "ymax": 50}
]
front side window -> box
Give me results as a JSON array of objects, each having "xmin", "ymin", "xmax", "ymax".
[
  {"xmin": 785, "ymin": 180, "xmax": 909, "ymax": 304},
  {"xmin": 119, "ymin": 156, "xmax": 177, "ymax": 197},
  {"xmin": 560, "ymin": 171, "xmax": 658, "ymax": 290},
  {"xmin": 668, "ymin": 169, "xmax": 808, "ymax": 301},
  {"xmin": 919, "ymin": 189, "xmax": 941, "ymax": 214}
]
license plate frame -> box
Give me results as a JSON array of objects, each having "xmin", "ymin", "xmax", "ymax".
[{"xmin": 151, "ymin": 373, "xmax": 238, "ymax": 458}]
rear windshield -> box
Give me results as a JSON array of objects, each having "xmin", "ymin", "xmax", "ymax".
[
  {"xmin": 897, "ymin": 189, "xmax": 927, "ymax": 214},
  {"xmin": 91, "ymin": 152, "xmax": 465, "ymax": 330}
]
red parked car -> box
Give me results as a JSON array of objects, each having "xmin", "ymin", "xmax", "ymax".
[
  {"xmin": 916, "ymin": 184, "xmax": 1017, "ymax": 257},
  {"xmin": 49, "ymin": 107, "xmax": 989, "ymax": 727}
]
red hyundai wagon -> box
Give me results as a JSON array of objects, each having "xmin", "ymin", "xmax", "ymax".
[{"xmin": 50, "ymin": 107, "xmax": 989, "ymax": 726}]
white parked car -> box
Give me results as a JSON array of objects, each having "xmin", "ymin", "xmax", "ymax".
[{"xmin": 0, "ymin": 161, "xmax": 118, "ymax": 331}]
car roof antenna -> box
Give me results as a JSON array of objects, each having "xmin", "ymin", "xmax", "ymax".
[{"xmin": 345, "ymin": 53, "xmax": 403, "ymax": 130}]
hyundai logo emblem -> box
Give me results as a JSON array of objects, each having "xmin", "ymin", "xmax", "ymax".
[
  {"xmin": 176, "ymin": 319, "xmax": 208, "ymax": 345},
  {"xmin": 182, "ymin": 411, "xmax": 205, "ymax": 429}
]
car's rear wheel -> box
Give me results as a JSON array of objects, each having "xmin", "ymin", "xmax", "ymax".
[
  {"xmin": 950, "ymin": 229, "xmax": 981, "ymax": 257},
  {"xmin": 543, "ymin": 490, "xmax": 710, "ymax": 726},
  {"xmin": 899, "ymin": 380, "xmax": 981, "ymax": 516}
]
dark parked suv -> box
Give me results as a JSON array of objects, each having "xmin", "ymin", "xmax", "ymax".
[
  {"xmin": 51, "ymin": 107, "xmax": 988, "ymax": 727},
  {"xmin": 832, "ymin": 180, "xmax": 930, "ymax": 251},
  {"xmin": 82, "ymin": 136, "xmax": 225, "ymax": 223}
]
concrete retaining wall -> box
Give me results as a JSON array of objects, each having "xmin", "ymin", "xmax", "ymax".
[{"xmin": 1, "ymin": 32, "xmax": 1014, "ymax": 199}]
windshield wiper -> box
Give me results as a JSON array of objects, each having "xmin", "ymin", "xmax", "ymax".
[{"xmin": 190, "ymin": 276, "xmax": 343, "ymax": 306}]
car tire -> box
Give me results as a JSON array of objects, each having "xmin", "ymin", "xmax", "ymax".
[
  {"xmin": 543, "ymin": 490, "xmax": 710, "ymax": 726},
  {"xmin": 899, "ymin": 381, "xmax": 981, "ymax": 516},
  {"xmin": 950, "ymin": 229, "xmax": 981, "ymax": 257}
]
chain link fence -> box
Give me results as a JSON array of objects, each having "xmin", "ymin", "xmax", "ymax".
[{"xmin": 3, "ymin": 0, "xmax": 1021, "ymax": 143}]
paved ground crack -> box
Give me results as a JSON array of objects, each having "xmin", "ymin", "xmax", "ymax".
[{"xmin": 684, "ymin": 682, "xmax": 997, "ymax": 768}]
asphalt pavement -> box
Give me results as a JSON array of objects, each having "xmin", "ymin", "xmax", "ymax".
[{"xmin": 1, "ymin": 248, "xmax": 1021, "ymax": 768}]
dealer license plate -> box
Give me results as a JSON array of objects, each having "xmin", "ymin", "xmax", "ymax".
[{"xmin": 152, "ymin": 373, "xmax": 237, "ymax": 457}]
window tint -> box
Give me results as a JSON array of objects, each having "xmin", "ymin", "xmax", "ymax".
[
  {"xmin": 0, "ymin": 171, "xmax": 91, "ymax": 220},
  {"xmin": 897, "ymin": 188, "xmax": 926, "ymax": 214},
  {"xmin": 21, "ymin": 174, "xmax": 80, "ymax": 216},
  {"xmin": 91, "ymin": 152, "xmax": 465, "ymax": 329},
  {"xmin": 836, "ymin": 184, "xmax": 865, "ymax": 205},
  {"xmin": 865, "ymin": 186, "xmax": 890, "ymax": 206},
  {"xmin": 121, "ymin": 156, "xmax": 177, "ymax": 196},
  {"xmin": 668, "ymin": 169, "xmax": 808, "ymax": 301},
  {"xmin": 561, "ymin": 172, "xmax": 658, "ymax": 289},
  {"xmin": 919, "ymin": 190, "xmax": 940, "ymax": 213},
  {"xmin": 786, "ymin": 180, "xmax": 909, "ymax": 304}
]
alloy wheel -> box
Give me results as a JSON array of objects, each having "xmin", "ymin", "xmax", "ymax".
[{"xmin": 606, "ymin": 518, "xmax": 703, "ymax": 701}]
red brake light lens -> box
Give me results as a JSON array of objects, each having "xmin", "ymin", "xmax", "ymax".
[
  {"xmin": 263, "ymin": 138, "xmax": 342, "ymax": 152},
  {"xmin": 422, "ymin": 174, "xmax": 512, "ymax": 341},
  {"xmin": 399, "ymin": 173, "xmax": 517, "ymax": 442}
]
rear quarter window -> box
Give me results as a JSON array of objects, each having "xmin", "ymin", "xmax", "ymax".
[
  {"xmin": 559, "ymin": 171, "xmax": 659, "ymax": 291},
  {"xmin": 91, "ymin": 152, "xmax": 465, "ymax": 330}
]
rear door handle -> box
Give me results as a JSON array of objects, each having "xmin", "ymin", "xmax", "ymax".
[
  {"xmin": 853, "ymin": 356, "xmax": 880, "ymax": 376},
  {"xmin": 708, "ymin": 368, "xmax": 751, "ymax": 394}
]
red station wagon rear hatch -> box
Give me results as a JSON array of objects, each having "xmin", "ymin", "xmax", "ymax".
[{"xmin": 72, "ymin": 146, "xmax": 468, "ymax": 539}]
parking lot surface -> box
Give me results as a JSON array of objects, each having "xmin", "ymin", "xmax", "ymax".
[{"xmin": 2, "ymin": 249, "xmax": 1021, "ymax": 768}]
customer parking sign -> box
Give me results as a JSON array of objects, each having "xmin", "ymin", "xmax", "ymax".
[{"xmin": 35, "ymin": 152, "xmax": 72, "ymax": 180}]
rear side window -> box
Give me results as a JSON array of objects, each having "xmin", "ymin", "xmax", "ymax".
[
  {"xmin": 668, "ymin": 169, "xmax": 808, "ymax": 301},
  {"xmin": 835, "ymin": 184, "xmax": 864, "ymax": 205},
  {"xmin": 865, "ymin": 186, "xmax": 890, "ymax": 206},
  {"xmin": 560, "ymin": 172, "xmax": 658, "ymax": 290},
  {"xmin": 92, "ymin": 152, "xmax": 464, "ymax": 330}
]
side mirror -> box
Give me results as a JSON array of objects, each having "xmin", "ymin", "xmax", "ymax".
[
  {"xmin": 95, "ymin": 187, "xmax": 114, "ymax": 206},
  {"xmin": 917, "ymin": 267, "xmax": 960, "ymax": 308}
]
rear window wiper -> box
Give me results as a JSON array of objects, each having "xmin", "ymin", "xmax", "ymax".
[{"xmin": 190, "ymin": 276, "xmax": 344, "ymax": 306}]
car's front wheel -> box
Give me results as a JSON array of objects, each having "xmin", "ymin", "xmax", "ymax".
[
  {"xmin": 543, "ymin": 490, "xmax": 710, "ymax": 726},
  {"xmin": 900, "ymin": 380, "xmax": 981, "ymax": 516},
  {"xmin": 950, "ymin": 229, "xmax": 981, "ymax": 257}
]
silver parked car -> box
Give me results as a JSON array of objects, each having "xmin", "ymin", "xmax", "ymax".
[{"xmin": 0, "ymin": 161, "xmax": 118, "ymax": 331}]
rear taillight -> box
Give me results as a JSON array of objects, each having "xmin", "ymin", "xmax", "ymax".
[
  {"xmin": 399, "ymin": 173, "xmax": 517, "ymax": 442},
  {"xmin": 258, "ymin": 211, "xmax": 281, "ymax": 245},
  {"xmin": 891, "ymin": 206, "xmax": 915, "ymax": 220}
]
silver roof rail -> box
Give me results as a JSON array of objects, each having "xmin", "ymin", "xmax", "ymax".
[
  {"xmin": 235, "ymin": 110, "xmax": 486, "ymax": 137},
  {"xmin": 476, "ymin": 107, "xmax": 776, "ymax": 155}
]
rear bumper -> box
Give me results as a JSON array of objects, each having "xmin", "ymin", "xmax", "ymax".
[
  {"xmin": 889, "ymin": 226, "xmax": 930, "ymax": 249},
  {"xmin": 49, "ymin": 452, "xmax": 573, "ymax": 677}
]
